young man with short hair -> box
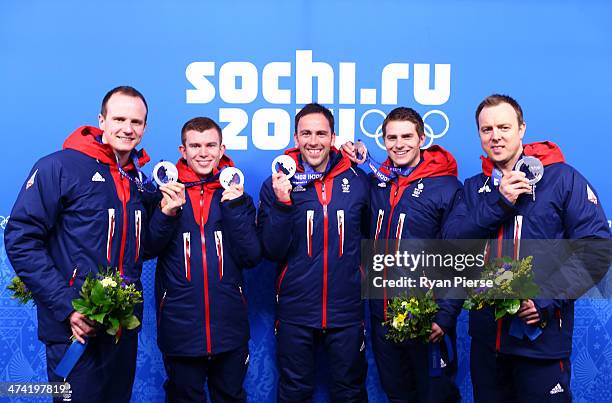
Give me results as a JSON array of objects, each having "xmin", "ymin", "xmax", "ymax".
[{"xmin": 153, "ymin": 116, "xmax": 260, "ymax": 403}]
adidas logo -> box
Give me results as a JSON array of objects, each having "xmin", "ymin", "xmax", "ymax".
[
  {"xmin": 549, "ymin": 383, "xmax": 564, "ymax": 395},
  {"xmin": 91, "ymin": 172, "xmax": 105, "ymax": 182},
  {"xmin": 440, "ymin": 358, "xmax": 447, "ymax": 368}
]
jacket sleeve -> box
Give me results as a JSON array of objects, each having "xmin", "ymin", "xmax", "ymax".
[
  {"xmin": 4, "ymin": 158, "xmax": 77, "ymax": 322},
  {"xmin": 221, "ymin": 192, "xmax": 262, "ymax": 268},
  {"xmin": 435, "ymin": 178, "xmax": 467, "ymax": 332},
  {"xmin": 434, "ymin": 299, "xmax": 464, "ymax": 333},
  {"xmin": 546, "ymin": 170, "xmax": 612, "ymax": 300},
  {"xmin": 442, "ymin": 179, "xmax": 518, "ymax": 239},
  {"xmin": 143, "ymin": 206, "xmax": 182, "ymax": 260},
  {"xmin": 256, "ymin": 178, "xmax": 295, "ymax": 262}
]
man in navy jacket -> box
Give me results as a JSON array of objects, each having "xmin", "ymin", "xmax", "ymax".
[
  {"xmin": 343, "ymin": 107, "xmax": 463, "ymax": 402},
  {"xmin": 257, "ymin": 103, "xmax": 370, "ymax": 402},
  {"xmin": 153, "ymin": 117, "xmax": 261, "ymax": 403},
  {"xmin": 4, "ymin": 86, "xmax": 185, "ymax": 402},
  {"xmin": 446, "ymin": 94, "xmax": 611, "ymax": 402}
]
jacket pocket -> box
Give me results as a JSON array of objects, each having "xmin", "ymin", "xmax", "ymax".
[
  {"xmin": 106, "ymin": 208, "xmax": 115, "ymax": 264},
  {"xmin": 183, "ymin": 232, "xmax": 191, "ymax": 281},
  {"xmin": 215, "ymin": 230, "xmax": 224, "ymax": 280},
  {"xmin": 337, "ymin": 210, "xmax": 344, "ymax": 257},
  {"xmin": 134, "ymin": 209, "xmax": 142, "ymax": 262},
  {"xmin": 157, "ymin": 290, "xmax": 167, "ymax": 326},
  {"xmin": 306, "ymin": 210, "xmax": 314, "ymax": 257},
  {"xmin": 394, "ymin": 213, "xmax": 406, "ymax": 252},
  {"xmin": 276, "ymin": 264, "xmax": 289, "ymax": 303}
]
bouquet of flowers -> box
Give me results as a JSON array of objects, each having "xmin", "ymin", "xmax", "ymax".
[
  {"xmin": 462, "ymin": 256, "xmax": 540, "ymax": 320},
  {"xmin": 7, "ymin": 276, "xmax": 34, "ymax": 305},
  {"xmin": 384, "ymin": 290, "xmax": 439, "ymax": 343},
  {"xmin": 71, "ymin": 269, "xmax": 143, "ymax": 343}
]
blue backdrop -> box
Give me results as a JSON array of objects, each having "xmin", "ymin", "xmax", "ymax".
[{"xmin": 1, "ymin": 1, "xmax": 611, "ymax": 402}]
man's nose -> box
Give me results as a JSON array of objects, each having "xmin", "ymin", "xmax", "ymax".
[{"xmin": 123, "ymin": 121, "xmax": 134, "ymax": 133}]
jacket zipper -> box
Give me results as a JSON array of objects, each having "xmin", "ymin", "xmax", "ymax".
[
  {"xmin": 117, "ymin": 172, "xmax": 129, "ymax": 275},
  {"xmin": 322, "ymin": 181, "xmax": 329, "ymax": 329},
  {"xmin": 200, "ymin": 186, "xmax": 212, "ymax": 354}
]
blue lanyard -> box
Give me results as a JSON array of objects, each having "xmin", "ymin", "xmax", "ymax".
[
  {"xmin": 290, "ymin": 158, "xmax": 331, "ymax": 186},
  {"xmin": 356, "ymin": 144, "xmax": 417, "ymax": 182}
]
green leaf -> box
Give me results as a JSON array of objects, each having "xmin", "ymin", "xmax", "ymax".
[
  {"xmin": 507, "ymin": 299, "xmax": 521, "ymax": 315},
  {"xmin": 90, "ymin": 282, "xmax": 107, "ymax": 305},
  {"xmin": 72, "ymin": 298, "xmax": 89, "ymax": 312},
  {"xmin": 463, "ymin": 299, "xmax": 475, "ymax": 311},
  {"xmin": 494, "ymin": 307, "xmax": 507, "ymax": 321},
  {"xmin": 89, "ymin": 312, "xmax": 107, "ymax": 324},
  {"xmin": 122, "ymin": 315, "xmax": 141, "ymax": 330},
  {"xmin": 109, "ymin": 317, "xmax": 119, "ymax": 330}
]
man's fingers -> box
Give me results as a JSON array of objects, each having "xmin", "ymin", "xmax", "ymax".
[{"xmin": 72, "ymin": 329, "xmax": 86, "ymax": 344}]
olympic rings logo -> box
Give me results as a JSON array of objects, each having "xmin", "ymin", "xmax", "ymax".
[{"xmin": 359, "ymin": 109, "xmax": 450, "ymax": 150}]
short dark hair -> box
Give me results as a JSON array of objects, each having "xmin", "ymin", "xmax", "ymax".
[
  {"xmin": 475, "ymin": 94, "xmax": 524, "ymax": 129},
  {"xmin": 382, "ymin": 107, "xmax": 425, "ymax": 137},
  {"xmin": 181, "ymin": 117, "xmax": 223, "ymax": 145},
  {"xmin": 294, "ymin": 103, "xmax": 335, "ymax": 134},
  {"xmin": 100, "ymin": 86, "xmax": 148, "ymax": 122}
]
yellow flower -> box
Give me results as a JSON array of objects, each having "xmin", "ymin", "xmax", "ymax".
[{"xmin": 392, "ymin": 313, "xmax": 406, "ymax": 329}]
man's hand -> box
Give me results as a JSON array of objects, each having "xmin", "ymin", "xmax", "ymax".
[
  {"xmin": 160, "ymin": 182, "xmax": 186, "ymax": 216},
  {"xmin": 272, "ymin": 172, "xmax": 292, "ymax": 203},
  {"xmin": 69, "ymin": 311, "xmax": 97, "ymax": 344},
  {"xmin": 341, "ymin": 141, "xmax": 358, "ymax": 163},
  {"xmin": 221, "ymin": 184, "xmax": 244, "ymax": 202},
  {"xmin": 499, "ymin": 171, "xmax": 531, "ymax": 204},
  {"xmin": 429, "ymin": 322, "xmax": 445, "ymax": 343},
  {"xmin": 517, "ymin": 299, "xmax": 540, "ymax": 325}
]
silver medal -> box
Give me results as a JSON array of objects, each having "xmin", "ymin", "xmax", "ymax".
[
  {"xmin": 271, "ymin": 155, "xmax": 297, "ymax": 178},
  {"xmin": 152, "ymin": 161, "xmax": 179, "ymax": 186},
  {"xmin": 219, "ymin": 167, "xmax": 244, "ymax": 190},
  {"xmin": 354, "ymin": 141, "xmax": 368, "ymax": 164},
  {"xmin": 514, "ymin": 156, "xmax": 544, "ymax": 186}
]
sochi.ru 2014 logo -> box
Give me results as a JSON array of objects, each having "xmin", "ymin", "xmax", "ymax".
[{"xmin": 185, "ymin": 50, "xmax": 451, "ymax": 150}]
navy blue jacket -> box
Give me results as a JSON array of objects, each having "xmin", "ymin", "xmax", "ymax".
[
  {"xmin": 368, "ymin": 146, "xmax": 464, "ymax": 334},
  {"xmin": 154, "ymin": 156, "xmax": 261, "ymax": 356},
  {"xmin": 257, "ymin": 148, "xmax": 369, "ymax": 329},
  {"xmin": 446, "ymin": 141, "xmax": 611, "ymax": 359},
  {"xmin": 4, "ymin": 126, "xmax": 174, "ymax": 343}
]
